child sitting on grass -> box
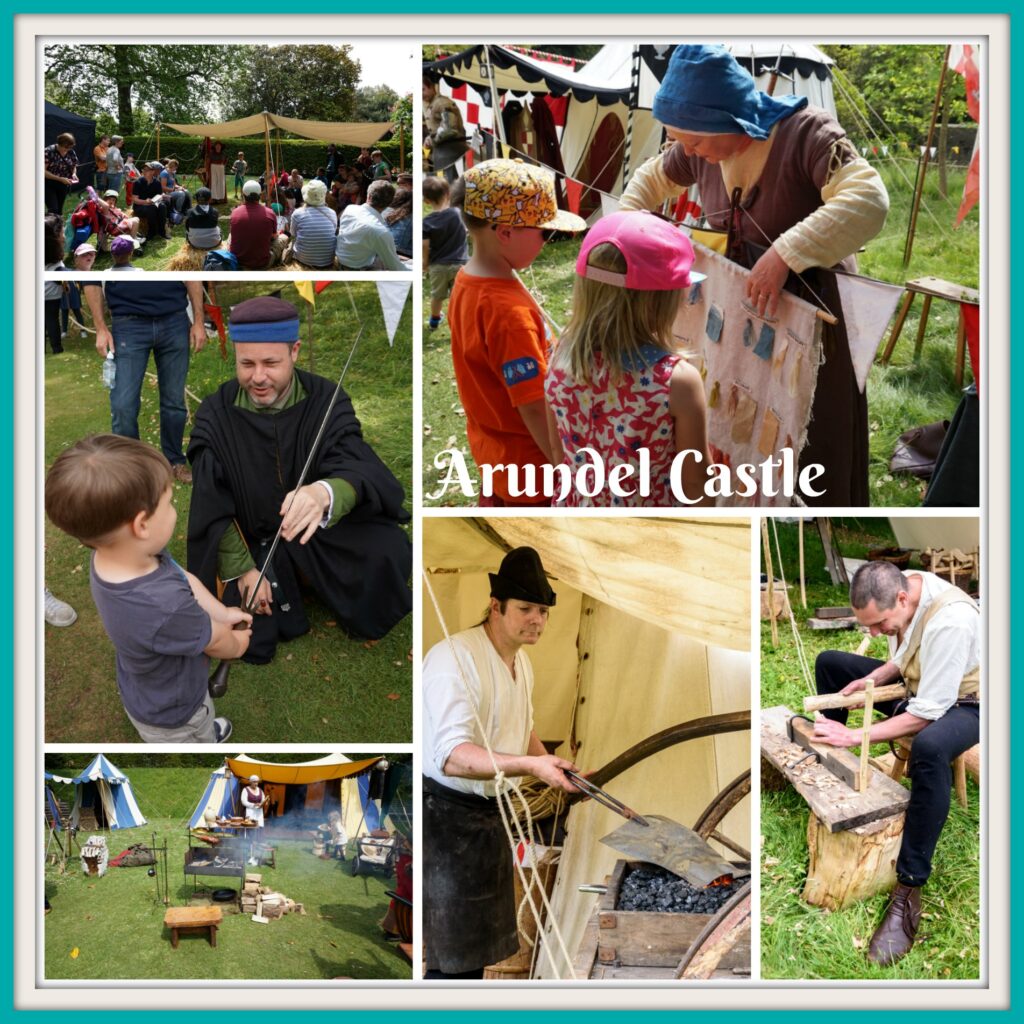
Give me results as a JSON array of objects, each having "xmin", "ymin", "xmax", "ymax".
[
  {"xmin": 448, "ymin": 158, "xmax": 586, "ymax": 506},
  {"xmin": 544, "ymin": 210, "xmax": 712, "ymax": 507},
  {"xmin": 44, "ymin": 435, "xmax": 252, "ymax": 742},
  {"xmin": 422, "ymin": 175, "xmax": 467, "ymax": 331}
]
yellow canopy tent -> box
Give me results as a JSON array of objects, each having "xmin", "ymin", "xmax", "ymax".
[
  {"xmin": 160, "ymin": 112, "xmax": 393, "ymax": 149},
  {"xmin": 226, "ymin": 753, "xmax": 384, "ymax": 838},
  {"xmin": 422, "ymin": 516, "xmax": 751, "ymax": 978}
]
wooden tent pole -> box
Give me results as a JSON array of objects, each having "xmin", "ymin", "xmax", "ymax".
[
  {"xmin": 761, "ymin": 518, "xmax": 779, "ymax": 647},
  {"xmin": 798, "ymin": 517, "xmax": 807, "ymax": 608},
  {"xmin": 276, "ymin": 127, "xmax": 283, "ymax": 179},
  {"xmin": 484, "ymin": 45, "xmax": 507, "ymax": 146},
  {"xmin": 264, "ymin": 115, "xmax": 271, "ymax": 192},
  {"xmin": 156, "ymin": 124, "xmax": 161, "ymax": 161},
  {"xmin": 903, "ymin": 45, "xmax": 951, "ymax": 266}
]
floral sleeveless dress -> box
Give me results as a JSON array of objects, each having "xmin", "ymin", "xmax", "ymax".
[{"xmin": 544, "ymin": 343, "xmax": 681, "ymax": 507}]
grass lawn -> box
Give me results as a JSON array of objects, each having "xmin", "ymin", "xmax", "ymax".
[
  {"xmin": 422, "ymin": 164, "xmax": 979, "ymax": 507},
  {"xmin": 44, "ymin": 282, "xmax": 413, "ymax": 743},
  {"xmin": 759, "ymin": 519, "xmax": 980, "ymax": 980},
  {"xmin": 44, "ymin": 766, "xmax": 411, "ymax": 981}
]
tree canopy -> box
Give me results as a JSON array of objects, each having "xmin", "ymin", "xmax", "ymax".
[
  {"xmin": 223, "ymin": 45, "xmax": 361, "ymax": 122},
  {"xmin": 44, "ymin": 44, "xmax": 244, "ymax": 134}
]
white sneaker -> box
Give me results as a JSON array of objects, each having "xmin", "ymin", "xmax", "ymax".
[
  {"xmin": 43, "ymin": 588, "xmax": 77, "ymax": 627},
  {"xmin": 214, "ymin": 717, "xmax": 233, "ymax": 743}
]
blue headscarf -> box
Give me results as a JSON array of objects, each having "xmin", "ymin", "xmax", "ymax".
[{"xmin": 652, "ymin": 45, "xmax": 807, "ymax": 141}]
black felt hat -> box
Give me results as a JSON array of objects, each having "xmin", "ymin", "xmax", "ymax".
[{"xmin": 488, "ymin": 547, "xmax": 556, "ymax": 607}]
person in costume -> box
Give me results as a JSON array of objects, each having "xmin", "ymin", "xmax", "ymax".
[
  {"xmin": 619, "ymin": 44, "xmax": 889, "ymax": 506},
  {"xmin": 186, "ymin": 296, "xmax": 412, "ymax": 664},
  {"xmin": 421, "ymin": 547, "xmax": 581, "ymax": 979},
  {"xmin": 811, "ymin": 559, "xmax": 979, "ymax": 965},
  {"xmin": 240, "ymin": 773, "xmax": 267, "ymax": 864}
]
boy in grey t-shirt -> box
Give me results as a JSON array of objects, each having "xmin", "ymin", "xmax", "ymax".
[{"xmin": 45, "ymin": 435, "xmax": 252, "ymax": 742}]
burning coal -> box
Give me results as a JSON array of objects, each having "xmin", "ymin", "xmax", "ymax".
[{"xmin": 616, "ymin": 865, "xmax": 742, "ymax": 915}]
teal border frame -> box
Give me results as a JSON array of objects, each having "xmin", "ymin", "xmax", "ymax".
[{"xmin": 10, "ymin": 5, "xmax": 1014, "ymax": 1018}]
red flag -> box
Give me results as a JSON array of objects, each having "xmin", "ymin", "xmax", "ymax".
[
  {"xmin": 960, "ymin": 302, "xmax": 980, "ymax": 394},
  {"xmin": 955, "ymin": 145, "xmax": 979, "ymax": 227},
  {"xmin": 564, "ymin": 177, "xmax": 582, "ymax": 215},
  {"xmin": 204, "ymin": 303, "xmax": 226, "ymax": 344},
  {"xmin": 315, "ymin": 281, "xmax": 332, "ymax": 294}
]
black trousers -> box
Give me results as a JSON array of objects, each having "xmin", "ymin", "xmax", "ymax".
[
  {"xmin": 45, "ymin": 180, "xmax": 69, "ymax": 216},
  {"xmin": 44, "ymin": 299, "xmax": 63, "ymax": 354},
  {"xmin": 136, "ymin": 203, "xmax": 167, "ymax": 237},
  {"xmin": 814, "ymin": 650, "xmax": 979, "ymax": 887}
]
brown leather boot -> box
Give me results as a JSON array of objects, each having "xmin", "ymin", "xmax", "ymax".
[{"xmin": 867, "ymin": 883, "xmax": 922, "ymax": 966}]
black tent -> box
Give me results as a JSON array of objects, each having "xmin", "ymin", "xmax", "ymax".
[{"xmin": 44, "ymin": 100, "xmax": 96, "ymax": 194}]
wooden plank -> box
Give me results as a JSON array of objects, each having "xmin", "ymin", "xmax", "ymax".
[
  {"xmin": 760, "ymin": 706, "xmax": 910, "ymax": 832},
  {"xmin": 806, "ymin": 616, "xmax": 858, "ymax": 631},
  {"xmin": 906, "ymin": 275, "xmax": 980, "ymax": 304},
  {"xmin": 815, "ymin": 606, "xmax": 853, "ymax": 619},
  {"xmin": 788, "ymin": 716, "xmax": 861, "ymax": 790}
]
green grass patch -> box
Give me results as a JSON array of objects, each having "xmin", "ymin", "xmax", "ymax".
[
  {"xmin": 44, "ymin": 765, "xmax": 410, "ymax": 981},
  {"xmin": 423, "ymin": 165, "xmax": 978, "ymax": 507},
  {"xmin": 44, "ymin": 283, "xmax": 412, "ymax": 743},
  {"xmin": 759, "ymin": 519, "xmax": 980, "ymax": 980}
]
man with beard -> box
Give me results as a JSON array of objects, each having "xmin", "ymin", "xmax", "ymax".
[{"xmin": 186, "ymin": 295, "xmax": 411, "ymax": 663}]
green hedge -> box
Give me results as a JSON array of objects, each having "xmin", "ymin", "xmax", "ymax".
[{"xmin": 117, "ymin": 135, "xmax": 405, "ymax": 177}]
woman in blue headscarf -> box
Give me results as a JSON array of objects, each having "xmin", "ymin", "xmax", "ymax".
[{"xmin": 622, "ymin": 45, "xmax": 889, "ymax": 506}]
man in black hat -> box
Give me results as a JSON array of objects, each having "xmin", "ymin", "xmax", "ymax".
[
  {"xmin": 186, "ymin": 295, "xmax": 411, "ymax": 663},
  {"xmin": 421, "ymin": 547, "xmax": 581, "ymax": 979}
]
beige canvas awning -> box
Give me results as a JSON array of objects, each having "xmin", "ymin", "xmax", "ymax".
[{"xmin": 161, "ymin": 112, "xmax": 393, "ymax": 147}]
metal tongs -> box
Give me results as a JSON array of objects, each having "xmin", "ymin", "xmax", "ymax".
[{"xmin": 563, "ymin": 769, "xmax": 650, "ymax": 827}]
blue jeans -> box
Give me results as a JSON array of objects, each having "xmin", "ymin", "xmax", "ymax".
[
  {"xmin": 95, "ymin": 171, "xmax": 108, "ymax": 192},
  {"xmin": 109, "ymin": 310, "xmax": 191, "ymax": 464},
  {"xmin": 106, "ymin": 172, "xmax": 123, "ymax": 194}
]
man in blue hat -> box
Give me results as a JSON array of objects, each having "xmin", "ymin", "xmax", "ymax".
[
  {"xmin": 186, "ymin": 295, "xmax": 411, "ymax": 662},
  {"xmin": 621, "ymin": 44, "xmax": 889, "ymax": 506},
  {"xmin": 421, "ymin": 547, "xmax": 582, "ymax": 978}
]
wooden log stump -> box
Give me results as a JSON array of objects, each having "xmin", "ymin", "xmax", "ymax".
[{"xmin": 803, "ymin": 812, "xmax": 904, "ymax": 911}]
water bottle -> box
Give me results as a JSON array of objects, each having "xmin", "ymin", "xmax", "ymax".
[{"xmin": 102, "ymin": 351, "xmax": 116, "ymax": 390}]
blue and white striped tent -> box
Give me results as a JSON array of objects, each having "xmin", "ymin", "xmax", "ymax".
[
  {"xmin": 189, "ymin": 765, "xmax": 242, "ymax": 828},
  {"xmin": 62, "ymin": 754, "xmax": 147, "ymax": 831}
]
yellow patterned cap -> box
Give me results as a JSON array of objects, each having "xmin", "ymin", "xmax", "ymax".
[{"xmin": 462, "ymin": 159, "xmax": 586, "ymax": 232}]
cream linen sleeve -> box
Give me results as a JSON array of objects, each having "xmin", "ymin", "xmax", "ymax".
[
  {"xmin": 619, "ymin": 153, "xmax": 687, "ymax": 212},
  {"xmin": 773, "ymin": 155, "xmax": 890, "ymax": 273}
]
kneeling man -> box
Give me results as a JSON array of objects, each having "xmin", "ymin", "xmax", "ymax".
[{"xmin": 187, "ymin": 296, "xmax": 411, "ymax": 663}]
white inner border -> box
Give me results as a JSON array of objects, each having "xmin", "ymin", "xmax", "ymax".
[{"xmin": 17, "ymin": 12, "xmax": 1007, "ymax": 1013}]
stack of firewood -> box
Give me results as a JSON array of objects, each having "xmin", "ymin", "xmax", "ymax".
[{"xmin": 240, "ymin": 873, "xmax": 305, "ymax": 920}]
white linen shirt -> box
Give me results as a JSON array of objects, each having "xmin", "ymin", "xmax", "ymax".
[
  {"xmin": 422, "ymin": 625, "xmax": 535, "ymax": 798},
  {"xmin": 335, "ymin": 203, "xmax": 407, "ymax": 271},
  {"xmin": 888, "ymin": 571, "xmax": 980, "ymax": 720}
]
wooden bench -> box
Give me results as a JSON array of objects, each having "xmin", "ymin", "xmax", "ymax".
[
  {"xmin": 877, "ymin": 275, "xmax": 980, "ymax": 387},
  {"xmin": 164, "ymin": 906, "xmax": 222, "ymax": 949}
]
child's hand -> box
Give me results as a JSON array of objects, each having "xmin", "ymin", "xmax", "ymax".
[
  {"xmin": 222, "ymin": 606, "xmax": 253, "ymax": 628},
  {"xmin": 232, "ymin": 623, "xmax": 253, "ymax": 658}
]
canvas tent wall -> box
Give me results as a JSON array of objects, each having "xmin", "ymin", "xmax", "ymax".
[
  {"xmin": 426, "ymin": 42, "xmax": 835, "ymax": 209},
  {"xmin": 43, "ymin": 100, "xmax": 96, "ymax": 194},
  {"xmin": 60, "ymin": 755, "xmax": 146, "ymax": 831},
  {"xmin": 422, "ymin": 516, "xmax": 751, "ymax": 978},
  {"xmin": 218, "ymin": 754, "xmax": 386, "ymax": 838}
]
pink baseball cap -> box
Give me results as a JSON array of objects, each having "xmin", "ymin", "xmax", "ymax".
[{"xmin": 576, "ymin": 211, "xmax": 705, "ymax": 291}]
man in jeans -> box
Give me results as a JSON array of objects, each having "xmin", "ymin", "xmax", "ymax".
[{"xmin": 83, "ymin": 281, "xmax": 206, "ymax": 484}]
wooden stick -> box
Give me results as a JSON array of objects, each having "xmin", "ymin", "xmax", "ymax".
[
  {"xmin": 798, "ymin": 517, "xmax": 807, "ymax": 608},
  {"xmin": 803, "ymin": 683, "xmax": 907, "ymax": 714},
  {"xmin": 761, "ymin": 518, "xmax": 779, "ymax": 647},
  {"xmin": 859, "ymin": 682, "xmax": 875, "ymax": 792}
]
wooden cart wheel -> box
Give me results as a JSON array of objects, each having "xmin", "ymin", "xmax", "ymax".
[
  {"xmin": 674, "ymin": 880, "xmax": 751, "ymax": 980},
  {"xmin": 693, "ymin": 770, "xmax": 751, "ymax": 862}
]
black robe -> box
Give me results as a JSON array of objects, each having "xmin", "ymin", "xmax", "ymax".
[{"xmin": 187, "ymin": 369, "xmax": 411, "ymax": 661}]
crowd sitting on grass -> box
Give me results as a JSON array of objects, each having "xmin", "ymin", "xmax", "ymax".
[{"xmin": 43, "ymin": 137, "xmax": 411, "ymax": 271}]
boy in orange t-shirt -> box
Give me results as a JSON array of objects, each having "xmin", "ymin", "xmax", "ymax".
[{"xmin": 448, "ymin": 160, "xmax": 586, "ymax": 506}]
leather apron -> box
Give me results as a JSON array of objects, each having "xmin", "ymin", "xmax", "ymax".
[{"xmin": 423, "ymin": 776, "xmax": 518, "ymax": 974}]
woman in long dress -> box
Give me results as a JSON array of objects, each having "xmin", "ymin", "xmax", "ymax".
[{"xmin": 208, "ymin": 140, "xmax": 228, "ymax": 203}]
